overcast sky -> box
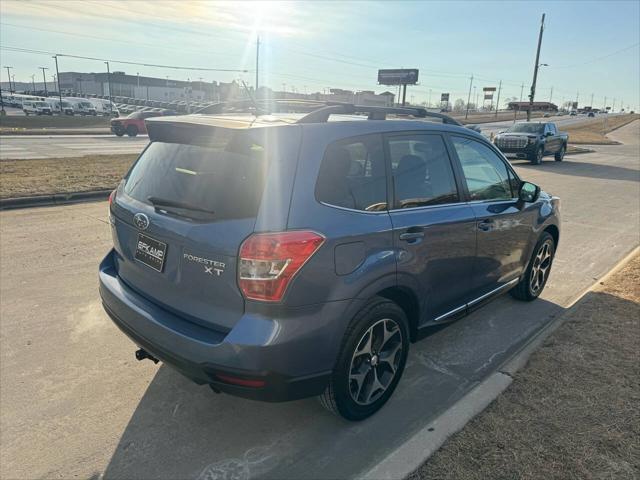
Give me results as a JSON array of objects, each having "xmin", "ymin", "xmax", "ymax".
[{"xmin": 1, "ymin": 0, "xmax": 639, "ymax": 109}]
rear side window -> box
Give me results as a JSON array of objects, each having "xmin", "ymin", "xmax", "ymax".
[
  {"xmin": 388, "ymin": 134, "xmax": 459, "ymax": 208},
  {"xmin": 124, "ymin": 130, "xmax": 268, "ymax": 221},
  {"xmin": 315, "ymin": 134, "xmax": 387, "ymax": 211},
  {"xmin": 451, "ymin": 136, "xmax": 514, "ymax": 201}
]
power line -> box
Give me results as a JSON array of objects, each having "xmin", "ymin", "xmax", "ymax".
[
  {"xmin": 550, "ymin": 42, "xmax": 640, "ymax": 69},
  {"xmin": 0, "ymin": 46, "xmax": 249, "ymax": 73}
]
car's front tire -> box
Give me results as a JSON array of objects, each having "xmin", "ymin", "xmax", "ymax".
[
  {"xmin": 319, "ymin": 297, "xmax": 409, "ymax": 421},
  {"xmin": 555, "ymin": 145, "xmax": 566, "ymax": 161},
  {"xmin": 510, "ymin": 231, "xmax": 555, "ymax": 301}
]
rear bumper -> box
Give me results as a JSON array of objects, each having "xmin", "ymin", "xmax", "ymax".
[{"xmin": 99, "ymin": 249, "xmax": 344, "ymax": 402}]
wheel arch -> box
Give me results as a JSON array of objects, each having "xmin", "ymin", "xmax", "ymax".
[
  {"xmin": 375, "ymin": 286, "xmax": 421, "ymax": 342},
  {"xmin": 543, "ymin": 223, "xmax": 560, "ymax": 248}
]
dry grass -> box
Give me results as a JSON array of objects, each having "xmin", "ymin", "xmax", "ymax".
[
  {"xmin": 566, "ymin": 114, "xmax": 640, "ymax": 144},
  {"xmin": 456, "ymin": 111, "xmax": 545, "ymax": 125},
  {"xmin": 0, "ymin": 154, "xmax": 136, "ymax": 198},
  {"xmin": 0, "ymin": 115, "xmax": 110, "ymax": 130},
  {"xmin": 411, "ymin": 254, "xmax": 640, "ymax": 480}
]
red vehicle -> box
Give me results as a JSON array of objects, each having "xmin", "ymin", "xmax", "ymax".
[{"xmin": 111, "ymin": 111, "xmax": 175, "ymax": 137}]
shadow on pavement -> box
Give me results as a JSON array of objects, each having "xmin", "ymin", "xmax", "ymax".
[
  {"xmin": 102, "ymin": 293, "xmax": 565, "ymax": 480},
  {"xmin": 512, "ymin": 158, "xmax": 639, "ymax": 182}
]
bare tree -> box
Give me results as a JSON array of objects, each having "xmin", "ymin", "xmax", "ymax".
[{"xmin": 453, "ymin": 98, "xmax": 466, "ymax": 112}]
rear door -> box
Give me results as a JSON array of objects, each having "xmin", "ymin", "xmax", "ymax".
[
  {"xmin": 546, "ymin": 123, "xmax": 561, "ymax": 152},
  {"xmin": 448, "ymin": 134, "xmax": 534, "ymax": 300},
  {"xmin": 110, "ymin": 126, "xmax": 299, "ymax": 332},
  {"xmin": 386, "ymin": 132, "xmax": 477, "ymax": 323}
]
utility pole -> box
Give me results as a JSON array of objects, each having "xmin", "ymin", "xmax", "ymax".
[
  {"xmin": 30, "ymin": 74, "xmax": 36, "ymax": 92},
  {"xmin": 612, "ymin": 98, "xmax": 616, "ymax": 112},
  {"xmin": 604, "ymin": 96, "xmax": 607, "ymax": 111},
  {"xmin": 53, "ymin": 56, "xmax": 62, "ymax": 109},
  {"xmin": 519, "ymin": 82, "xmax": 524, "ymax": 102},
  {"xmin": 39, "ymin": 67, "xmax": 48, "ymax": 96},
  {"xmin": 494, "ymin": 80, "xmax": 502, "ymax": 118},
  {"xmin": 549, "ymin": 86, "xmax": 553, "ymax": 103},
  {"xmin": 575, "ymin": 90, "xmax": 579, "ymax": 107},
  {"xmin": 465, "ymin": 74, "xmax": 474, "ymax": 119},
  {"xmin": 527, "ymin": 13, "xmax": 546, "ymax": 121},
  {"xmin": 105, "ymin": 61, "xmax": 112, "ymax": 115},
  {"xmin": 428, "ymin": 88, "xmax": 432, "ymax": 108},
  {"xmin": 5, "ymin": 66, "xmax": 13, "ymax": 93},
  {"xmin": 255, "ymin": 35, "xmax": 260, "ymax": 94}
]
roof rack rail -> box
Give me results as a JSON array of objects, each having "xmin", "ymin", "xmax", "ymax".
[{"xmin": 295, "ymin": 102, "xmax": 463, "ymax": 125}]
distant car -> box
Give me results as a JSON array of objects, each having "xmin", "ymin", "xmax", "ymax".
[
  {"xmin": 588, "ymin": 112, "xmax": 595, "ymax": 117},
  {"xmin": 570, "ymin": 111, "xmax": 577, "ymax": 116},
  {"xmin": 111, "ymin": 110, "xmax": 166, "ymax": 137},
  {"xmin": 493, "ymin": 122, "xmax": 569, "ymax": 164},
  {"xmin": 543, "ymin": 113, "xmax": 551, "ymax": 117}
]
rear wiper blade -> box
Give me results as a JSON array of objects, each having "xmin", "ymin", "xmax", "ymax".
[{"xmin": 147, "ymin": 196, "xmax": 215, "ymax": 215}]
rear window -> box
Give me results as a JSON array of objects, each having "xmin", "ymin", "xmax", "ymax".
[{"xmin": 124, "ymin": 130, "xmax": 268, "ymax": 221}]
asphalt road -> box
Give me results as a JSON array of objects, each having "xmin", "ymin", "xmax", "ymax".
[
  {"xmin": 0, "ymin": 134, "xmax": 148, "ymax": 160},
  {"xmin": 478, "ymin": 112, "xmax": 624, "ymax": 137},
  {"xmin": 1, "ymin": 121, "xmax": 638, "ymax": 479}
]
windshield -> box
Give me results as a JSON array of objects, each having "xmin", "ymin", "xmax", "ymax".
[
  {"xmin": 35, "ymin": 102, "xmax": 48, "ymax": 107},
  {"xmin": 124, "ymin": 130, "xmax": 269, "ymax": 221},
  {"xmin": 506, "ymin": 123, "xmax": 544, "ymax": 134}
]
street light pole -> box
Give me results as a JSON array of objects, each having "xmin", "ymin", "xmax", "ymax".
[
  {"xmin": 494, "ymin": 80, "xmax": 502, "ymax": 118},
  {"xmin": 39, "ymin": 67, "xmax": 48, "ymax": 96},
  {"xmin": 53, "ymin": 55, "xmax": 63, "ymax": 111},
  {"xmin": 527, "ymin": 13, "xmax": 546, "ymax": 121},
  {"xmin": 105, "ymin": 61, "xmax": 112, "ymax": 115},
  {"xmin": 465, "ymin": 74, "xmax": 474, "ymax": 119},
  {"xmin": 255, "ymin": 35, "xmax": 260, "ymax": 95},
  {"xmin": 5, "ymin": 66, "xmax": 13, "ymax": 93}
]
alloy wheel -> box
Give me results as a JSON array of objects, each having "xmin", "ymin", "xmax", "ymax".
[
  {"xmin": 348, "ymin": 318, "xmax": 403, "ymax": 406},
  {"xmin": 530, "ymin": 240, "xmax": 553, "ymax": 294}
]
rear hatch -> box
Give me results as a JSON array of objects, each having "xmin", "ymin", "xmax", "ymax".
[{"xmin": 110, "ymin": 121, "xmax": 298, "ymax": 332}]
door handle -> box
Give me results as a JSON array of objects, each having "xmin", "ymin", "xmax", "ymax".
[
  {"xmin": 400, "ymin": 228, "xmax": 425, "ymax": 241},
  {"xmin": 477, "ymin": 219, "xmax": 493, "ymax": 231}
]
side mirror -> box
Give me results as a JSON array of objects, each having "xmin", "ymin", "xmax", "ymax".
[
  {"xmin": 519, "ymin": 182, "xmax": 540, "ymax": 203},
  {"xmin": 545, "ymin": 131, "xmax": 553, "ymax": 137}
]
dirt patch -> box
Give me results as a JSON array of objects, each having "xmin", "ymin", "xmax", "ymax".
[
  {"xmin": 0, "ymin": 155, "xmax": 136, "ymax": 198},
  {"xmin": 411, "ymin": 254, "xmax": 640, "ymax": 480},
  {"xmin": 566, "ymin": 114, "xmax": 640, "ymax": 144}
]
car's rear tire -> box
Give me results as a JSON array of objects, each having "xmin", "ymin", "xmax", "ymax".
[
  {"xmin": 114, "ymin": 131, "xmax": 124, "ymax": 137},
  {"xmin": 319, "ymin": 297, "xmax": 409, "ymax": 421},
  {"xmin": 510, "ymin": 232, "xmax": 555, "ymax": 301},
  {"xmin": 126, "ymin": 125, "xmax": 138, "ymax": 137},
  {"xmin": 555, "ymin": 145, "xmax": 566, "ymax": 161},
  {"xmin": 530, "ymin": 146, "xmax": 543, "ymax": 165}
]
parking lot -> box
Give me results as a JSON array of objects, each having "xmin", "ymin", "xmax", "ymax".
[{"xmin": 0, "ymin": 120, "xmax": 637, "ymax": 479}]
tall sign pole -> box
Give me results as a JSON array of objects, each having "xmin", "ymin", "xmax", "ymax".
[
  {"xmin": 527, "ymin": 13, "xmax": 545, "ymax": 121},
  {"xmin": 105, "ymin": 61, "xmax": 113, "ymax": 115},
  {"xmin": 255, "ymin": 35, "xmax": 260, "ymax": 95}
]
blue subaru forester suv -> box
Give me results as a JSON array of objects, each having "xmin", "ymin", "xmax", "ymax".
[{"xmin": 99, "ymin": 103, "xmax": 560, "ymax": 420}]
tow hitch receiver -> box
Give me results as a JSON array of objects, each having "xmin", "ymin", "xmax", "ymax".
[{"xmin": 135, "ymin": 348, "xmax": 159, "ymax": 364}]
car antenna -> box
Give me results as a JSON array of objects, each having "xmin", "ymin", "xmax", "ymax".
[{"xmin": 241, "ymin": 80, "xmax": 266, "ymax": 116}]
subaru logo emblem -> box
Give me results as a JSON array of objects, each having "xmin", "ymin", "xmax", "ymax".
[{"xmin": 133, "ymin": 213, "xmax": 150, "ymax": 230}]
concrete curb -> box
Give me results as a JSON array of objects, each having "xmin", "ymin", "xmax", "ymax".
[
  {"xmin": 0, "ymin": 189, "xmax": 112, "ymax": 210},
  {"xmin": 360, "ymin": 245, "xmax": 640, "ymax": 480}
]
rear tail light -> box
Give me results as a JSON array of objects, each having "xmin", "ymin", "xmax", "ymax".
[
  {"xmin": 238, "ymin": 231, "xmax": 325, "ymax": 302},
  {"xmin": 108, "ymin": 189, "xmax": 116, "ymax": 206},
  {"xmin": 215, "ymin": 374, "xmax": 266, "ymax": 388}
]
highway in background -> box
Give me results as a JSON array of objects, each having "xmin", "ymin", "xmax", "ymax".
[{"xmin": 0, "ymin": 113, "xmax": 623, "ymax": 160}]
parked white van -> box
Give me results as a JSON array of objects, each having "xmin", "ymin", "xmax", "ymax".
[
  {"xmin": 65, "ymin": 98, "xmax": 98, "ymax": 116},
  {"xmin": 88, "ymin": 98, "xmax": 118, "ymax": 116},
  {"xmin": 46, "ymin": 98, "xmax": 76, "ymax": 115},
  {"xmin": 23, "ymin": 100, "xmax": 53, "ymax": 115}
]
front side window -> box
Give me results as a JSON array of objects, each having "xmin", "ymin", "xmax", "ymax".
[
  {"xmin": 388, "ymin": 134, "xmax": 458, "ymax": 208},
  {"xmin": 451, "ymin": 136, "xmax": 514, "ymax": 201},
  {"xmin": 315, "ymin": 135, "xmax": 387, "ymax": 211}
]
